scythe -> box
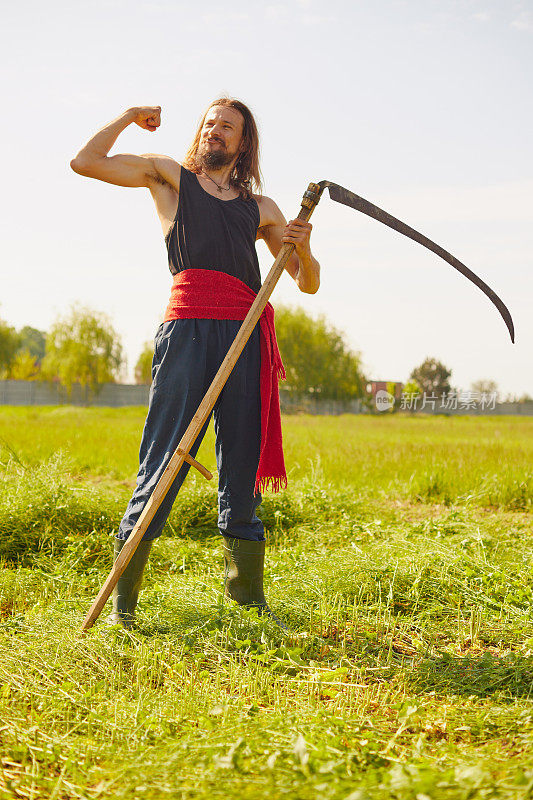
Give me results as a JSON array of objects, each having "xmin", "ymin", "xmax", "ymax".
[{"xmin": 80, "ymin": 180, "xmax": 514, "ymax": 632}]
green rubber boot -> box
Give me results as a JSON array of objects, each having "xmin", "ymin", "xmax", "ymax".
[
  {"xmin": 109, "ymin": 538, "xmax": 153, "ymax": 629},
  {"xmin": 222, "ymin": 535, "xmax": 287, "ymax": 630},
  {"xmin": 223, "ymin": 535, "xmax": 267, "ymax": 609}
]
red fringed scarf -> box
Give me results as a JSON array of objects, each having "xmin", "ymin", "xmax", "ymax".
[{"xmin": 163, "ymin": 268, "xmax": 287, "ymax": 494}]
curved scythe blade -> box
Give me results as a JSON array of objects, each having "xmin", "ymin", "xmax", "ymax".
[{"xmin": 318, "ymin": 181, "xmax": 515, "ymax": 343}]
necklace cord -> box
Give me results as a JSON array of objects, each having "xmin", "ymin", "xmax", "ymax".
[{"xmin": 201, "ymin": 170, "xmax": 231, "ymax": 192}]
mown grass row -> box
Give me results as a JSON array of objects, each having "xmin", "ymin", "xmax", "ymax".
[{"xmin": 1, "ymin": 450, "xmax": 532, "ymax": 567}]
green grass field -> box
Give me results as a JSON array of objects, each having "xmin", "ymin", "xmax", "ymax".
[{"xmin": 0, "ymin": 408, "xmax": 532, "ymax": 799}]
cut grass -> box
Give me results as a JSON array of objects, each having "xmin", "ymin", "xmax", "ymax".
[{"xmin": 0, "ymin": 408, "xmax": 532, "ymax": 798}]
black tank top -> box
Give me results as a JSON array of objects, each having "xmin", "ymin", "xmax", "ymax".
[{"xmin": 165, "ymin": 166, "xmax": 262, "ymax": 293}]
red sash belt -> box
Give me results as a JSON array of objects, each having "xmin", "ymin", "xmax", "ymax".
[{"xmin": 163, "ymin": 269, "xmax": 287, "ymax": 494}]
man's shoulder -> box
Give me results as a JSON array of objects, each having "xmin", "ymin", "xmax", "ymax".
[{"xmin": 254, "ymin": 194, "xmax": 284, "ymax": 228}]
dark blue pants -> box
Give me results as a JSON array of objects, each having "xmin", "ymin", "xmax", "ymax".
[{"xmin": 117, "ymin": 319, "xmax": 265, "ymax": 543}]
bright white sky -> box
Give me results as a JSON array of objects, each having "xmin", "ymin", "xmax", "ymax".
[{"xmin": 1, "ymin": 0, "xmax": 531, "ymax": 396}]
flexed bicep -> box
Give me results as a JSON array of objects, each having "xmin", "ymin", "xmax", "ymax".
[
  {"xmin": 70, "ymin": 107, "xmax": 167, "ymax": 188},
  {"xmin": 71, "ymin": 152, "xmax": 160, "ymax": 188}
]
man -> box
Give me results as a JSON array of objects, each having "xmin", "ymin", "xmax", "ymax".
[{"xmin": 71, "ymin": 99, "xmax": 320, "ymax": 628}]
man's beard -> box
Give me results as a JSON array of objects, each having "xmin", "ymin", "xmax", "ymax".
[{"xmin": 197, "ymin": 144, "xmax": 234, "ymax": 171}]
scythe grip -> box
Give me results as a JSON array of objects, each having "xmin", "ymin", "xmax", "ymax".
[
  {"xmin": 300, "ymin": 182, "xmax": 325, "ymax": 215},
  {"xmin": 176, "ymin": 449, "xmax": 213, "ymax": 481}
]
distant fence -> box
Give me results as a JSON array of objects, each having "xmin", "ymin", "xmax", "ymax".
[
  {"xmin": 0, "ymin": 380, "xmax": 150, "ymax": 407},
  {"xmin": 0, "ymin": 380, "xmax": 362, "ymax": 415},
  {"xmin": 279, "ymin": 391, "xmax": 363, "ymax": 415},
  {"xmin": 0, "ymin": 380, "xmax": 531, "ymax": 416}
]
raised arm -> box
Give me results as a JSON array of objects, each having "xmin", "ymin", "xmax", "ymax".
[
  {"xmin": 257, "ymin": 196, "xmax": 320, "ymax": 294},
  {"xmin": 70, "ymin": 107, "xmax": 179, "ymax": 190}
]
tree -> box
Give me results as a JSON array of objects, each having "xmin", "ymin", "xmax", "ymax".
[
  {"xmin": 17, "ymin": 326, "xmax": 46, "ymax": 364},
  {"xmin": 409, "ymin": 357, "xmax": 451, "ymax": 398},
  {"xmin": 275, "ymin": 305, "xmax": 366, "ymax": 400},
  {"xmin": 135, "ymin": 342, "xmax": 154, "ymax": 384},
  {"xmin": 9, "ymin": 351, "xmax": 40, "ymax": 380},
  {"xmin": 42, "ymin": 305, "xmax": 124, "ymax": 395},
  {"xmin": 403, "ymin": 379, "xmax": 421, "ymax": 397},
  {"xmin": 0, "ymin": 318, "xmax": 20, "ymax": 376},
  {"xmin": 504, "ymin": 392, "xmax": 533, "ymax": 404},
  {"xmin": 471, "ymin": 379, "xmax": 498, "ymax": 399}
]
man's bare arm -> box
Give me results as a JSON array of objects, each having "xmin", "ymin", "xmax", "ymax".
[
  {"xmin": 257, "ymin": 196, "xmax": 320, "ymax": 294},
  {"xmin": 70, "ymin": 107, "xmax": 179, "ymax": 190}
]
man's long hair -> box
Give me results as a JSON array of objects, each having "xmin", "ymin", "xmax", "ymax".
[{"xmin": 183, "ymin": 98, "xmax": 262, "ymax": 199}]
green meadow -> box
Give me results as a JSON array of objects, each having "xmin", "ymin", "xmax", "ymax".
[{"xmin": 0, "ymin": 407, "xmax": 532, "ymax": 799}]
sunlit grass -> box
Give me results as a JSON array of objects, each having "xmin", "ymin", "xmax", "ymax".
[
  {"xmin": 0, "ymin": 408, "xmax": 532, "ymax": 798},
  {"xmin": 1, "ymin": 407, "xmax": 532, "ymax": 508}
]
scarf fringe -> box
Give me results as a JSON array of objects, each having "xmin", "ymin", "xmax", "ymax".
[{"xmin": 254, "ymin": 475, "xmax": 288, "ymax": 495}]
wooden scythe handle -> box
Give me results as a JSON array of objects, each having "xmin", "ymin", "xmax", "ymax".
[{"xmin": 79, "ymin": 183, "xmax": 323, "ymax": 632}]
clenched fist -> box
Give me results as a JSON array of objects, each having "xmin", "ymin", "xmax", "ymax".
[{"xmin": 130, "ymin": 106, "xmax": 161, "ymax": 132}]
